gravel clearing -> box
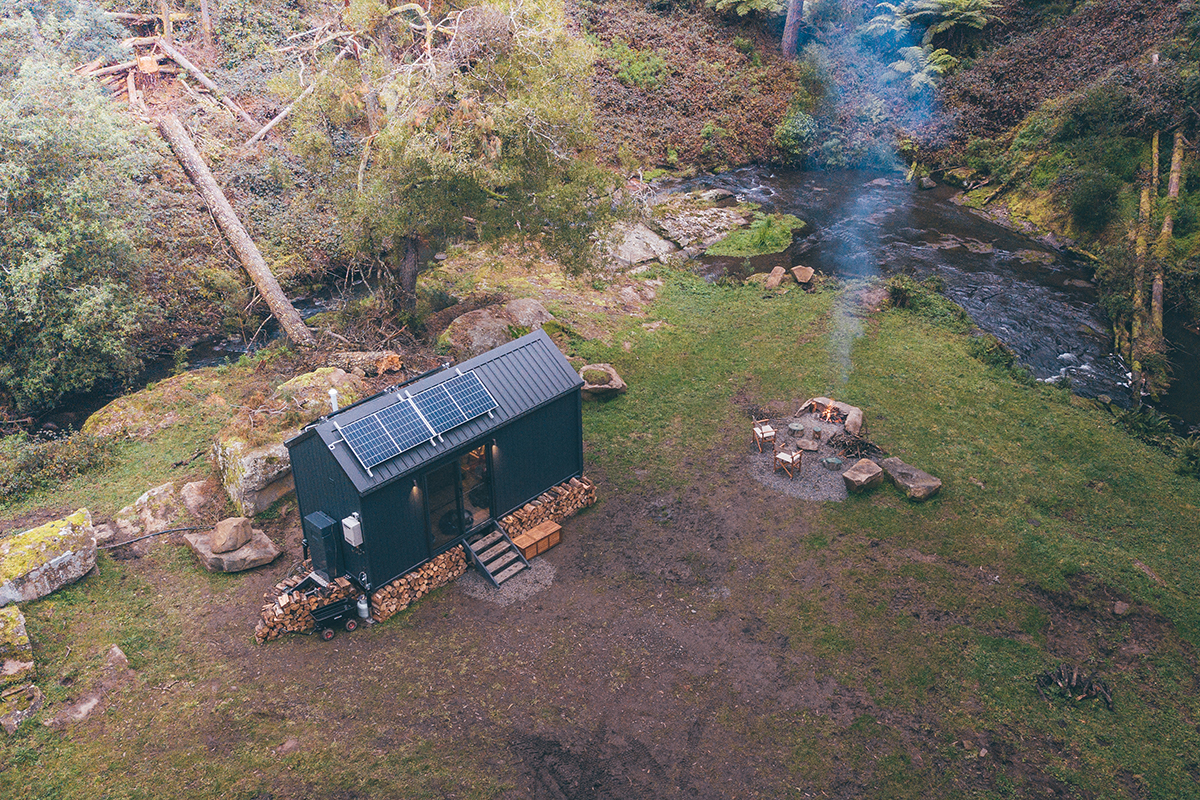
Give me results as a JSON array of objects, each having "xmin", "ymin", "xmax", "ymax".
[
  {"xmin": 748, "ymin": 413, "xmax": 852, "ymax": 502},
  {"xmin": 456, "ymin": 558, "xmax": 557, "ymax": 606}
]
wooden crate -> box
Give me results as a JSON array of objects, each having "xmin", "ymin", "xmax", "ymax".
[
  {"xmin": 512, "ymin": 532, "xmax": 538, "ymax": 560},
  {"xmin": 538, "ymin": 526, "xmax": 561, "ymax": 554}
]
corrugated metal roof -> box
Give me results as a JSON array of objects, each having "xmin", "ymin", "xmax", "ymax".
[{"xmin": 291, "ymin": 328, "xmax": 583, "ymax": 495}]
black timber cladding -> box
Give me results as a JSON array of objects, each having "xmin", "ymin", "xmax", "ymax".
[{"xmin": 296, "ymin": 329, "xmax": 583, "ymax": 495}]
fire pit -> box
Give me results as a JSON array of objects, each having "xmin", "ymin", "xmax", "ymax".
[{"xmin": 747, "ymin": 396, "xmax": 868, "ymax": 502}]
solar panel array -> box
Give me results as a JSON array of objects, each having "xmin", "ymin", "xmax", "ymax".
[{"xmin": 338, "ymin": 371, "xmax": 498, "ymax": 471}]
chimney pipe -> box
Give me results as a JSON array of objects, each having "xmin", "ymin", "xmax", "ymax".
[{"xmin": 329, "ymin": 388, "xmax": 339, "ymax": 412}]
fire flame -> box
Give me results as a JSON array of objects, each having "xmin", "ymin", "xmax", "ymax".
[{"xmin": 820, "ymin": 403, "xmax": 838, "ymax": 422}]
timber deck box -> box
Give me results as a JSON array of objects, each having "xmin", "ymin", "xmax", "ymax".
[{"xmin": 286, "ymin": 329, "xmax": 584, "ymax": 592}]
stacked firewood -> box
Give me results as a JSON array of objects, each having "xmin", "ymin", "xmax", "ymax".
[
  {"xmin": 370, "ymin": 547, "xmax": 468, "ymax": 622},
  {"xmin": 254, "ymin": 572, "xmax": 360, "ymax": 643},
  {"xmin": 500, "ymin": 476, "xmax": 597, "ymax": 537}
]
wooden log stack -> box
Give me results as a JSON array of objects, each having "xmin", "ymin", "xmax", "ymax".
[
  {"xmin": 254, "ymin": 569, "xmax": 360, "ymax": 643},
  {"xmin": 500, "ymin": 476, "xmax": 597, "ymax": 537},
  {"xmin": 370, "ymin": 547, "xmax": 468, "ymax": 623}
]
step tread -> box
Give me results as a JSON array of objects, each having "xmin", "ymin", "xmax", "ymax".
[
  {"xmin": 493, "ymin": 562, "xmax": 527, "ymax": 585},
  {"xmin": 479, "ymin": 542, "xmax": 511, "ymax": 562},
  {"xmin": 468, "ymin": 530, "xmax": 503, "ymax": 553},
  {"xmin": 485, "ymin": 550, "xmax": 519, "ymax": 573}
]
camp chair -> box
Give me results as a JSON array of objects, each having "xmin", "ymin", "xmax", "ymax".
[
  {"xmin": 752, "ymin": 419, "xmax": 776, "ymax": 452},
  {"xmin": 773, "ymin": 441, "xmax": 802, "ymax": 479}
]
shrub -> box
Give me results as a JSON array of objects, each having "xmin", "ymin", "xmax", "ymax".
[
  {"xmin": 773, "ymin": 109, "xmax": 818, "ymax": 163},
  {"xmin": 0, "ymin": 431, "xmax": 116, "ymax": 503},
  {"xmin": 604, "ymin": 39, "xmax": 670, "ymax": 90},
  {"xmin": 1175, "ymin": 435, "xmax": 1200, "ymax": 478},
  {"xmin": 1061, "ymin": 169, "xmax": 1122, "ymax": 234},
  {"xmin": 886, "ymin": 274, "xmax": 971, "ymax": 330},
  {"xmin": 1113, "ymin": 406, "xmax": 1174, "ymax": 450},
  {"xmin": 706, "ymin": 0, "xmax": 785, "ymax": 16}
]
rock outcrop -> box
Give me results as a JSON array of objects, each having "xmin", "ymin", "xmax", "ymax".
[
  {"xmin": 579, "ymin": 364, "xmax": 628, "ymax": 400},
  {"xmin": 0, "ymin": 606, "xmax": 33, "ymax": 690},
  {"xmin": 0, "ymin": 509, "xmax": 96, "ymax": 606},
  {"xmin": 276, "ymin": 367, "xmax": 367, "ymax": 421},
  {"xmin": 440, "ymin": 299, "xmax": 555, "ymax": 361},
  {"xmin": 608, "ymin": 222, "xmax": 678, "ymax": 265},
  {"xmin": 212, "ymin": 437, "xmax": 294, "ymax": 517}
]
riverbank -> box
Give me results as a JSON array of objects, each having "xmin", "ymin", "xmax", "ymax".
[{"xmin": 2, "ymin": 256, "xmax": 1198, "ymax": 798}]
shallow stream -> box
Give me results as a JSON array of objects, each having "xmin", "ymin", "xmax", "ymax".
[{"xmin": 667, "ymin": 167, "xmax": 1191, "ymax": 418}]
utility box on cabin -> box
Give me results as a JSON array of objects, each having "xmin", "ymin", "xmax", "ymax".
[{"xmin": 304, "ymin": 511, "xmax": 343, "ymax": 581}]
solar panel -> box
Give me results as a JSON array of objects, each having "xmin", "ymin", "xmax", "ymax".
[
  {"xmin": 339, "ymin": 370, "xmax": 497, "ymax": 472},
  {"xmin": 412, "ymin": 385, "xmax": 467, "ymax": 435},
  {"xmin": 377, "ymin": 400, "xmax": 432, "ymax": 452},
  {"xmin": 443, "ymin": 371, "xmax": 498, "ymax": 420},
  {"xmin": 340, "ymin": 415, "xmax": 400, "ymax": 469}
]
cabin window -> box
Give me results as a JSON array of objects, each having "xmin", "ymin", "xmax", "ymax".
[{"xmin": 427, "ymin": 445, "xmax": 492, "ymax": 552}]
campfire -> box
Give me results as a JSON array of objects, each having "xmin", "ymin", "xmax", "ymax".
[{"xmin": 817, "ymin": 401, "xmax": 848, "ymax": 425}]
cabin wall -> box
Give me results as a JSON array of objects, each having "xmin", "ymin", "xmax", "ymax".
[
  {"xmin": 289, "ymin": 435, "xmax": 365, "ymax": 580},
  {"xmin": 359, "ymin": 479, "xmax": 429, "ymax": 589},
  {"xmin": 491, "ymin": 391, "xmax": 583, "ymax": 517}
]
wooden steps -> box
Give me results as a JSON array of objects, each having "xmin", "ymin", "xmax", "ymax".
[{"xmin": 467, "ymin": 526, "xmax": 529, "ymax": 587}]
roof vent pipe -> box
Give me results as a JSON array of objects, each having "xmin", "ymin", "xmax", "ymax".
[{"xmin": 329, "ymin": 388, "xmax": 339, "ymax": 412}]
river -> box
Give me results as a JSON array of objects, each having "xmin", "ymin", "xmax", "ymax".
[{"xmin": 667, "ymin": 167, "xmax": 1195, "ymax": 421}]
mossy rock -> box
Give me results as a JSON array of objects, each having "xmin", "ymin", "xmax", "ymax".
[
  {"xmin": 0, "ymin": 509, "xmax": 96, "ymax": 606},
  {"xmin": 705, "ymin": 213, "xmax": 808, "ymax": 258},
  {"xmin": 582, "ymin": 368, "xmax": 611, "ymax": 385}
]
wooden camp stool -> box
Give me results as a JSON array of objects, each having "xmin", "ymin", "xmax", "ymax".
[{"xmin": 514, "ymin": 520, "xmax": 562, "ymax": 559}]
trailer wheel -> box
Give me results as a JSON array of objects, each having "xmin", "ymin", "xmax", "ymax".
[
  {"xmin": 344, "ymin": 618, "xmax": 359, "ymax": 632},
  {"xmin": 320, "ymin": 627, "xmax": 335, "ymax": 641}
]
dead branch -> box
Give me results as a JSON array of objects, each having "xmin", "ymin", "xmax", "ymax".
[
  {"xmin": 155, "ymin": 38, "xmax": 262, "ymax": 131},
  {"xmin": 245, "ymin": 40, "xmax": 356, "ymax": 147},
  {"xmin": 157, "ymin": 113, "xmax": 315, "ymax": 348}
]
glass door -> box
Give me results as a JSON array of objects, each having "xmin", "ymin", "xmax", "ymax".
[{"xmin": 426, "ymin": 445, "xmax": 492, "ymax": 553}]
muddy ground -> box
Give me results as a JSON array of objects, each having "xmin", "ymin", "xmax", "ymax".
[{"xmin": 73, "ymin": 416, "xmax": 1194, "ymax": 799}]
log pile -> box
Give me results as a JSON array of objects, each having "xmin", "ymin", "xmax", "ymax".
[
  {"xmin": 327, "ymin": 351, "xmax": 404, "ymax": 377},
  {"xmin": 1035, "ymin": 664, "xmax": 1114, "ymax": 710},
  {"xmin": 370, "ymin": 547, "xmax": 468, "ymax": 622},
  {"xmin": 500, "ymin": 476, "xmax": 597, "ymax": 537},
  {"xmin": 254, "ymin": 570, "xmax": 360, "ymax": 643}
]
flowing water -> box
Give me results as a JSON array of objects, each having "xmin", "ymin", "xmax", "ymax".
[{"xmin": 668, "ymin": 167, "xmax": 1155, "ymax": 412}]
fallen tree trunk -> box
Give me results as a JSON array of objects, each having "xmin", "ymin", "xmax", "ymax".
[
  {"xmin": 1152, "ymin": 129, "xmax": 1186, "ymax": 337},
  {"xmin": 156, "ymin": 38, "xmax": 261, "ymax": 131},
  {"xmin": 158, "ymin": 113, "xmax": 315, "ymax": 348}
]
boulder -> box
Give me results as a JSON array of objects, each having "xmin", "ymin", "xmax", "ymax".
[
  {"xmin": 180, "ymin": 479, "xmax": 220, "ymax": 518},
  {"xmin": 1, "ymin": 683, "xmax": 43, "ymax": 735},
  {"xmin": 276, "ymin": 367, "xmax": 368, "ymax": 424},
  {"xmin": 579, "ymin": 364, "xmax": 627, "ymax": 400},
  {"xmin": 919, "ymin": 176, "xmax": 937, "ymax": 189},
  {"xmin": 791, "ymin": 265, "xmax": 815, "ymax": 284},
  {"xmin": 211, "ymin": 517, "xmax": 252, "ymax": 554},
  {"xmin": 112, "ymin": 482, "xmax": 179, "ymax": 545},
  {"xmin": 184, "ymin": 528, "xmax": 281, "ymax": 573},
  {"xmin": 0, "ymin": 509, "xmax": 96, "ymax": 606},
  {"xmin": 654, "ymin": 207, "xmax": 748, "ymax": 248},
  {"xmin": 608, "ymin": 222, "xmax": 677, "ymax": 265},
  {"xmin": 880, "ymin": 457, "xmax": 942, "ymax": 501},
  {"xmin": 842, "ymin": 459, "xmax": 885, "ymax": 493},
  {"xmin": 797, "ymin": 397, "xmax": 865, "ymax": 437},
  {"xmin": 440, "ymin": 299, "xmax": 556, "ymax": 361},
  {"xmin": 0, "ymin": 606, "xmax": 34, "ymax": 690},
  {"xmin": 212, "ymin": 436, "xmax": 295, "ymax": 517},
  {"xmin": 765, "ymin": 266, "xmax": 787, "ymax": 289}
]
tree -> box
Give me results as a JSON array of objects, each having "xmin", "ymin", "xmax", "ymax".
[
  {"xmin": 781, "ymin": 0, "xmax": 805, "ymax": 59},
  {"xmin": 0, "ymin": 58, "xmax": 160, "ymax": 411},
  {"xmin": 291, "ymin": 0, "xmax": 612, "ymax": 311}
]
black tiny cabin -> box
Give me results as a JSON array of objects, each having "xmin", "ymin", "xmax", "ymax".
[{"xmin": 285, "ymin": 329, "xmax": 584, "ymax": 591}]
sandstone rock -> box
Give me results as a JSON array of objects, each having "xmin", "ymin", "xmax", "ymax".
[
  {"xmin": 180, "ymin": 479, "xmax": 220, "ymax": 518},
  {"xmin": 0, "ymin": 606, "xmax": 34, "ymax": 690},
  {"xmin": 797, "ymin": 397, "xmax": 865, "ymax": 437},
  {"xmin": 791, "ymin": 265, "xmax": 815, "ymax": 284},
  {"xmin": 504, "ymin": 298, "xmax": 554, "ymax": 329},
  {"xmin": 618, "ymin": 286, "xmax": 641, "ymax": 305},
  {"xmin": 842, "ymin": 459, "xmax": 884, "ymax": 493},
  {"xmin": 43, "ymin": 645, "xmax": 132, "ymax": 729},
  {"xmin": 698, "ymin": 188, "xmax": 733, "ymax": 202},
  {"xmin": 0, "ymin": 510, "xmax": 96, "ymax": 606},
  {"xmin": 212, "ymin": 436, "xmax": 295, "ymax": 518},
  {"xmin": 1, "ymin": 683, "xmax": 43, "ymax": 735},
  {"xmin": 113, "ymin": 482, "xmax": 179, "ymax": 545},
  {"xmin": 579, "ymin": 364, "xmax": 627, "ymax": 400},
  {"xmin": 654, "ymin": 206, "xmax": 748, "ymax": 248},
  {"xmin": 440, "ymin": 299, "xmax": 556, "ymax": 362},
  {"xmin": 880, "ymin": 457, "xmax": 942, "ymax": 501},
  {"xmin": 608, "ymin": 222, "xmax": 677, "ymax": 265},
  {"xmin": 212, "ymin": 517, "xmax": 252, "ymax": 554},
  {"xmin": 1113, "ymin": 601, "xmax": 1131, "ymax": 616},
  {"xmin": 919, "ymin": 176, "xmax": 937, "ymax": 190},
  {"xmin": 184, "ymin": 528, "xmax": 281, "ymax": 572},
  {"xmin": 276, "ymin": 368, "xmax": 368, "ymax": 424},
  {"xmin": 278, "ymin": 738, "xmax": 301, "ymax": 755},
  {"xmin": 765, "ymin": 266, "xmax": 787, "ymax": 289}
]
